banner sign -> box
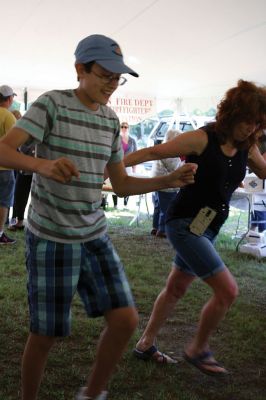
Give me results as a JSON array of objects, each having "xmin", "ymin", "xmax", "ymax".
[{"xmin": 109, "ymin": 96, "xmax": 156, "ymax": 124}]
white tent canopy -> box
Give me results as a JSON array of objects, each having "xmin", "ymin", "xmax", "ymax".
[{"xmin": 2, "ymin": 0, "xmax": 266, "ymax": 110}]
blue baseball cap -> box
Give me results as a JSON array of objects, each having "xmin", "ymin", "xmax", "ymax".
[{"xmin": 74, "ymin": 34, "xmax": 139, "ymax": 77}]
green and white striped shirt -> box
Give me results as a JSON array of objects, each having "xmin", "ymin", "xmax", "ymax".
[{"xmin": 17, "ymin": 89, "xmax": 123, "ymax": 243}]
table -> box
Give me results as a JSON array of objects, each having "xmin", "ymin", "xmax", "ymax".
[
  {"xmin": 102, "ymin": 180, "xmax": 150, "ymax": 226},
  {"xmin": 230, "ymin": 188, "xmax": 266, "ymax": 249}
]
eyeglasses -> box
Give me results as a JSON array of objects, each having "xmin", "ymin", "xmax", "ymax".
[
  {"xmin": 91, "ymin": 70, "xmax": 127, "ymax": 86},
  {"xmin": 121, "ymin": 125, "xmax": 129, "ymax": 129}
]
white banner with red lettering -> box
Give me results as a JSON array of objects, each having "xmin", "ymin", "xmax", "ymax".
[{"xmin": 109, "ymin": 95, "xmax": 156, "ymax": 125}]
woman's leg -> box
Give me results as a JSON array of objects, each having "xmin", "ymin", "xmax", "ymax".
[
  {"xmin": 136, "ymin": 267, "xmax": 194, "ymax": 351},
  {"xmin": 185, "ymin": 267, "xmax": 238, "ymax": 373}
]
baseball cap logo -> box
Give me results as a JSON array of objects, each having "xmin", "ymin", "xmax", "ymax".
[{"xmin": 111, "ymin": 44, "xmax": 122, "ymax": 57}]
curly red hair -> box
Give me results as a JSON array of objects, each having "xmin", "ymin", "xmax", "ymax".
[{"xmin": 214, "ymin": 80, "xmax": 266, "ymax": 149}]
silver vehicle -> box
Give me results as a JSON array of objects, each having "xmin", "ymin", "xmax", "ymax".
[
  {"xmin": 130, "ymin": 114, "xmax": 214, "ymax": 171},
  {"xmin": 142, "ymin": 115, "xmax": 214, "ymax": 171},
  {"xmin": 147, "ymin": 115, "xmax": 214, "ymax": 146}
]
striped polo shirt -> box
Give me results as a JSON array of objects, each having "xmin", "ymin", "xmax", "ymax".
[{"xmin": 16, "ymin": 89, "xmax": 123, "ymax": 243}]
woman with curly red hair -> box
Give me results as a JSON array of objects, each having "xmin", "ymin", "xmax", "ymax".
[{"xmin": 124, "ymin": 80, "xmax": 266, "ymax": 375}]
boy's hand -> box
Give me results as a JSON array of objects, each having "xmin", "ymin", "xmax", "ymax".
[
  {"xmin": 167, "ymin": 163, "xmax": 198, "ymax": 188},
  {"xmin": 36, "ymin": 157, "xmax": 80, "ymax": 183}
]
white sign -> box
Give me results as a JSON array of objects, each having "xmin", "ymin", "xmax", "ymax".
[{"xmin": 109, "ymin": 96, "xmax": 156, "ymax": 124}]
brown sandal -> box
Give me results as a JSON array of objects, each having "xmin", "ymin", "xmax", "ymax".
[{"xmin": 133, "ymin": 345, "xmax": 177, "ymax": 364}]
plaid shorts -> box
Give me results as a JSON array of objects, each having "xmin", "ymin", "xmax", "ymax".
[{"xmin": 25, "ymin": 230, "xmax": 135, "ymax": 336}]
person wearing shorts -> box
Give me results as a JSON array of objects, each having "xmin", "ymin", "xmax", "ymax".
[
  {"xmin": 124, "ymin": 80, "xmax": 266, "ymax": 376},
  {"xmin": 0, "ymin": 34, "xmax": 196, "ymax": 400},
  {"xmin": 166, "ymin": 218, "xmax": 225, "ymax": 280},
  {"xmin": 0, "ymin": 85, "xmax": 16, "ymax": 245}
]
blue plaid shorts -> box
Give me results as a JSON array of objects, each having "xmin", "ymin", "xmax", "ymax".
[{"xmin": 25, "ymin": 230, "xmax": 135, "ymax": 336}]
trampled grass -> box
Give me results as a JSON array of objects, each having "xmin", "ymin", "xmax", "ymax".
[{"xmin": 0, "ymin": 207, "xmax": 265, "ymax": 399}]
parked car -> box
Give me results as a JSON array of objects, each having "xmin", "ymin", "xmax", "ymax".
[
  {"xmin": 147, "ymin": 115, "xmax": 215, "ymax": 147},
  {"xmin": 141, "ymin": 115, "xmax": 214, "ymax": 171},
  {"xmin": 130, "ymin": 115, "xmax": 214, "ymax": 172}
]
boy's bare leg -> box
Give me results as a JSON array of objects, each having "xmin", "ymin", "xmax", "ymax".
[
  {"xmin": 85, "ymin": 306, "xmax": 138, "ymax": 398},
  {"xmin": 21, "ymin": 333, "xmax": 56, "ymax": 400}
]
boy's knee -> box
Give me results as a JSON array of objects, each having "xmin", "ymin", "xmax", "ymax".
[
  {"xmin": 107, "ymin": 307, "xmax": 139, "ymax": 335},
  {"xmin": 121, "ymin": 308, "xmax": 139, "ymax": 333},
  {"xmin": 29, "ymin": 333, "xmax": 56, "ymax": 352}
]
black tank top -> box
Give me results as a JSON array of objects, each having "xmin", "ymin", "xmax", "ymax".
[{"xmin": 166, "ymin": 125, "xmax": 248, "ymax": 233}]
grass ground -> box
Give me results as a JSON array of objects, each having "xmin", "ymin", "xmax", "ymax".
[{"xmin": 0, "ymin": 207, "xmax": 265, "ymax": 400}]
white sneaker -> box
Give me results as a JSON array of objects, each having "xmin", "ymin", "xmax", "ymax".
[{"xmin": 75, "ymin": 387, "xmax": 108, "ymax": 400}]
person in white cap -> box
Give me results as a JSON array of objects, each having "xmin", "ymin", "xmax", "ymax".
[
  {"xmin": 0, "ymin": 34, "xmax": 197, "ymax": 400},
  {"xmin": 0, "ymin": 85, "xmax": 17, "ymax": 245}
]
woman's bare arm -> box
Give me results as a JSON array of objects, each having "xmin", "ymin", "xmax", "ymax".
[{"xmin": 124, "ymin": 129, "xmax": 207, "ymax": 167}]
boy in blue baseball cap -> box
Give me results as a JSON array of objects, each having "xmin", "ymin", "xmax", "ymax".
[
  {"xmin": 0, "ymin": 34, "xmax": 196, "ymax": 400},
  {"xmin": 75, "ymin": 34, "xmax": 139, "ymax": 77}
]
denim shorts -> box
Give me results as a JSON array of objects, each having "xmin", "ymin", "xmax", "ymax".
[
  {"xmin": 25, "ymin": 230, "xmax": 135, "ymax": 336},
  {"xmin": 166, "ymin": 218, "xmax": 225, "ymax": 280},
  {"xmin": 0, "ymin": 170, "xmax": 15, "ymax": 207}
]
